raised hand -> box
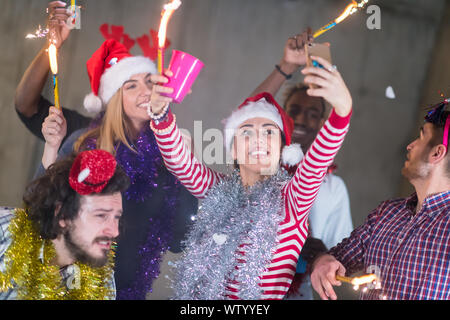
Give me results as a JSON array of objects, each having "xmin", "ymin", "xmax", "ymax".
[
  {"xmin": 302, "ymin": 55, "xmax": 352, "ymax": 117},
  {"xmin": 149, "ymin": 70, "xmax": 174, "ymax": 116},
  {"xmin": 47, "ymin": 1, "xmax": 71, "ymax": 48},
  {"xmin": 280, "ymin": 28, "xmax": 314, "ymax": 72},
  {"xmin": 42, "ymin": 106, "xmax": 67, "ymax": 149}
]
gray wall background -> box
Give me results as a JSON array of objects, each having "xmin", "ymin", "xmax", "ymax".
[{"xmin": 1, "ymin": 0, "xmax": 449, "ymax": 299}]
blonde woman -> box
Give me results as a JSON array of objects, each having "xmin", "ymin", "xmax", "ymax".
[{"xmin": 40, "ymin": 39, "xmax": 198, "ymax": 300}]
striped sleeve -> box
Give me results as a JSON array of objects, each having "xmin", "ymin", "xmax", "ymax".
[
  {"xmin": 284, "ymin": 109, "xmax": 351, "ymax": 223},
  {"xmin": 152, "ymin": 111, "xmax": 223, "ymax": 199}
]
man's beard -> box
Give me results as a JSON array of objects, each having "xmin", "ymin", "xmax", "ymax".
[
  {"xmin": 401, "ymin": 153, "xmax": 432, "ymax": 182},
  {"xmin": 63, "ymin": 227, "xmax": 113, "ymax": 268}
]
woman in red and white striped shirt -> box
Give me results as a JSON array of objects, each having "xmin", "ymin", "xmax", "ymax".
[{"xmin": 148, "ymin": 56, "xmax": 352, "ymax": 300}]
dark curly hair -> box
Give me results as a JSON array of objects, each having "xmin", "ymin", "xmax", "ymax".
[{"xmin": 23, "ymin": 153, "xmax": 130, "ymax": 240}]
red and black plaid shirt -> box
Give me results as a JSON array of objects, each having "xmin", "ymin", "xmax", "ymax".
[{"xmin": 329, "ymin": 191, "xmax": 450, "ymax": 300}]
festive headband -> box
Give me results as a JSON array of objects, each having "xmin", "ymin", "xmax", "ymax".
[
  {"xmin": 424, "ymin": 97, "xmax": 450, "ymax": 149},
  {"xmin": 99, "ymin": 24, "xmax": 171, "ymax": 61},
  {"xmin": 69, "ymin": 149, "xmax": 117, "ymax": 195}
]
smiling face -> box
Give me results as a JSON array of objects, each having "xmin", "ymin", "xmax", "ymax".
[
  {"xmin": 232, "ymin": 117, "xmax": 282, "ymax": 178},
  {"xmin": 60, "ymin": 192, "xmax": 123, "ymax": 268},
  {"xmin": 121, "ymin": 72, "xmax": 154, "ymax": 128},
  {"xmin": 285, "ymin": 89, "xmax": 325, "ymax": 152}
]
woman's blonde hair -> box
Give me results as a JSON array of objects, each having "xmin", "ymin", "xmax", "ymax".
[{"xmin": 74, "ymin": 88, "xmax": 135, "ymax": 155}]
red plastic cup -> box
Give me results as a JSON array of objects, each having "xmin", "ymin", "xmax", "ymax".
[{"xmin": 163, "ymin": 50, "xmax": 204, "ymax": 104}]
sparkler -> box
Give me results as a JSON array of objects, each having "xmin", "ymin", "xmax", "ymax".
[
  {"xmin": 48, "ymin": 43, "xmax": 61, "ymax": 109},
  {"xmin": 27, "ymin": 1, "xmax": 85, "ymax": 110},
  {"xmin": 157, "ymin": 0, "xmax": 182, "ymax": 74},
  {"xmin": 313, "ymin": 0, "xmax": 369, "ymax": 38},
  {"xmin": 336, "ymin": 274, "xmax": 378, "ymax": 291},
  {"xmin": 27, "ymin": 1, "xmax": 81, "ymax": 40}
]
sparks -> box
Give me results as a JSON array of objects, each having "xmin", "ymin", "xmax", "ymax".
[
  {"xmin": 157, "ymin": 0, "xmax": 182, "ymax": 74},
  {"xmin": 25, "ymin": 25, "xmax": 49, "ymax": 39},
  {"xmin": 48, "ymin": 44, "xmax": 58, "ymax": 74},
  {"xmin": 48, "ymin": 43, "xmax": 61, "ymax": 109},
  {"xmin": 313, "ymin": 0, "xmax": 370, "ymax": 38},
  {"xmin": 336, "ymin": 273, "xmax": 379, "ymax": 292},
  {"xmin": 158, "ymin": 0, "xmax": 182, "ymax": 48},
  {"xmin": 352, "ymin": 273, "xmax": 378, "ymax": 286}
]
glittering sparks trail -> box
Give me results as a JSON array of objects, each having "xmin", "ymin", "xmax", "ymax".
[
  {"xmin": 313, "ymin": 0, "xmax": 369, "ymax": 38},
  {"xmin": 25, "ymin": 25, "xmax": 49, "ymax": 39},
  {"xmin": 336, "ymin": 273, "xmax": 378, "ymax": 291}
]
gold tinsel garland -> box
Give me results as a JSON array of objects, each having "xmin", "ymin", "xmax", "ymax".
[{"xmin": 0, "ymin": 208, "xmax": 115, "ymax": 300}]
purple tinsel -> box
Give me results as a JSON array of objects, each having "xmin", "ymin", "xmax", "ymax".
[
  {"xmin": 86, "ymin": 114, "xmax": 168, "ymax": 203},
  {"xmin": 116, "ymin": 185, "xmax": 179, "ymax": 300},
  {"xmin": 84, "ymin": 114, "xmax": 181, "ymax": 299}
]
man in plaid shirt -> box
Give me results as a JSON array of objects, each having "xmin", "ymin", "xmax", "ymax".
[
  {"xmin": 0, "ymin": 150, "xmax": 129, "ymax": 299},
  {"xmin": 311, "ymin": 99, "xmax": 450, "ymax": 300}
]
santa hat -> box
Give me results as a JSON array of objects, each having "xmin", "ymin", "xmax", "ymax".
[
  {"xmin": 69, "ymin": 149, "xmax": 117, "ymax": 195},
  {"xmin": 83, "ymin": 39, "xmax": 157, "ymax": 113},
  {"xmin": 224, "ymin": 92, "xmax": 303, "ymax": 167}
]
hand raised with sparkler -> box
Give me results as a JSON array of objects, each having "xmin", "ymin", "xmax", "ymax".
[
  {"xmin": 302, "ymin": 55, "xmax": 352, "ymax": 117},
  {"xmin": 47, "ymin": 1, "xmax": 71, "ymax": 48},
  {"xmin": 41, "ymin": 106, "xmax": 67, "ymax": 169},
  {"xmin": 310, "ymin": 253, "xmax": 346, "ymax": 300}
]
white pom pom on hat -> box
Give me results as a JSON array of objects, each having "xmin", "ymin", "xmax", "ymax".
[
  {"xmin": 83, "ymin": 92, "xmax": 103, "ymax": 113},
  {"xmin": 281, "ymin": 143, "xmax": 304, "ymax": 166}
]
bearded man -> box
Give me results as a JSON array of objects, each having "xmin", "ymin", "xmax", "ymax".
[
  {"xmin": 310, "ymin": 99, "xmax": 450, "ymax": 300},
  {"xmin": 0, "ymin": 149, "xmax": 129, "ymax": 300}
]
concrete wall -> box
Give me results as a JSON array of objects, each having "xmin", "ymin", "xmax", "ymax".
[{"xmin": 0, "ymin": 0, "xmax": 449, "ymax": 299}]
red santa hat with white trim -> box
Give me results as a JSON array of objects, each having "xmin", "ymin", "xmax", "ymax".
[
  {"xmin": 83, "ymin": 39, "xmax": 157, "ymax": 113},
  {"xmin": 224, "ymin": 92, "xmax": 304, "ymax": 167}
]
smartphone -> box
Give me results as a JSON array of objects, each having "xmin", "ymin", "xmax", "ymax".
[{"xmin": 305, "ymin": 43, "xmax": 332, "ymax": 89}]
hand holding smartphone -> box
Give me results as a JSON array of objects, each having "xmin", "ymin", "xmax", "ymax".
[{"xmin": 304, "ymin": 43, "xmax": 332, "ymax": 89}]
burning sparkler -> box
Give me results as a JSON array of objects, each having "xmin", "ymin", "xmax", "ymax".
[
  {"xmin": 313, "ymin": 0, "xmax": 369, "ymax": 38},
  {"xmin": 157, "ymin": 0, "xmax": 182, "ymax": 74},
  {"xmin": 336, "ymin": 273, "xmax": 379, "ymax": 291},
  {"xmin": 48, "ymin": 43, "xmax": 61, "ymax": 109}
]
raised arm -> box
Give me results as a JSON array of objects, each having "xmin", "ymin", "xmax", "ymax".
[
  {"xmin": 284, "ymin": 55, "xmax": 352, "ymax": 223},
  {"xmin": 250, "ymin": 29, "xmax": 313, "ymax": 97},
  {"xmin": 285, "ymin": 110, "xmax": 351, "ymax": 220},
  {"xmin": 15, "ymin": 1, "xmax": 71, "ymax": 117},
  {"xmin": 41, "ymin": 106, "xmax": 67, "ymax": 169},
  {"xmin": 148, "ymin": 73, "xmax": 223, "ymax": 199}
]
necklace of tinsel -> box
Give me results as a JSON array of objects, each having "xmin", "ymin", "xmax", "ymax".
[
  {"xmin": 85, "ymin": 115, "xmax": 180, "ymax": 300},
  {"xmin": 0, "ymin": 208, "xmax": 115, "ymax": 300},
  {"xmin": 171, "ymin": 168, "xmax": 290, "ymax": 300}
]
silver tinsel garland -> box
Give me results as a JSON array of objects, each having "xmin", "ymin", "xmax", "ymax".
[{"xmin": 171, "ymin": 169, "xmax": 291, "ymax": 300}]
